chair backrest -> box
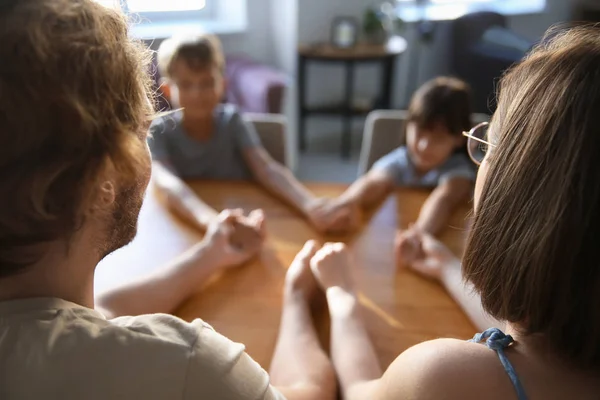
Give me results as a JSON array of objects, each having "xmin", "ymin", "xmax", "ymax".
[
  {"xmin": 358, "ymin": 110, "xmax": 491, "ymax": 176},
  {"xmin": 243, "ymin": 113, "xmax": 289, "ymax": 167}
]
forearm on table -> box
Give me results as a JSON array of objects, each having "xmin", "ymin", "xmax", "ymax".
[
  {"xmin": 338, "ymin": 173, "xmax": 393, "ymax": 210},
  {"xmin": 96, "ymin": 244, "xmax": 219, "ymax": 318},
  {"xmin": 153, "ymin": 169, "xmax": 217, "ymax": 230},
  {"xmin": 441, "ymin": 261, "xmax": 504, "ymax": 332},
  {"xmin": 415, "ymin": 180, "xmax": 472, "ymax": 235},
  {"xmin": 255, "ymin": 164, "xmax": 316, "ymax": 216},
  {"xmin": 326, "ymin": 287, "xmax": 382, "ymax": 398},
  {"xmin": 414, "ymin": 193, "xmax": 454, "ymax": 235},
  {"xmin": 270, "ymin": 291, "xmax": 336, "ymax": 399}
]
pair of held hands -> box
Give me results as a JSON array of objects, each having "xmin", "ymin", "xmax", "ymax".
[
  {"xmin": 200, "ymin": 209, "xmax": 459, "ymax": 286},
  {"xmin": 305, "ymin": 198, "xmax": 362, "ymax": 235}
]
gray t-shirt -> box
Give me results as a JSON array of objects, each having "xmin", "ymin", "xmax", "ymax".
[
  {"xmin": 372, "ymin": 146, "xmax": 476, "ymax": 187},
  {"xmin": 148, "ymin": 104, "xmax": 260, "ymax": 180}
]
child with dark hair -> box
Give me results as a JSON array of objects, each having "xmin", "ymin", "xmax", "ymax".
[{"xmin": 318, "ymin": 77, "xmax": 476, "ymax": 263}]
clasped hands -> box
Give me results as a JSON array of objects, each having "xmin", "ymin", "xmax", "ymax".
[
  {"xmin": 194, "ymin": 203, "xmax": 459, "ymax": 285},
  {"xmin": 195, "ymin": 197, "xmax": 362, "ymax": 271}
]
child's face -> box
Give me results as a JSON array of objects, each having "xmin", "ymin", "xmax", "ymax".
[
  {"xmin": 167, "ymin": 59, "xmax": 224, "ymax": 120},
  {"xmin": 405, "ymin": 122, "xmax": 463, "ymax": 171}
]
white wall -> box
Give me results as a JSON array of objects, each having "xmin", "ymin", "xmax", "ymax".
[
  {"xmin": 296, "ymin": 0, "xmax": 383, "ymax": 149},
  {"xmin": 219, "ymin": 0, "xmax": 274, "ymax": 64},
  {"xmin": 297, "ymin": 0, "xmax": 382, "ymax": 107},
  {"xmin": 270, "ymin": 0, "xmax": 299, "ymax": 169}
]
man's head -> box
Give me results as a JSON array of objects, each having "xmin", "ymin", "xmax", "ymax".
[
  {"xmin": 157, "ymin": 34, "xmax": 226, "ymax": 120},
  {"xmin": 0, "ymin": 0, "xmax": 154, "ymax": 278},
  {"xmin": 405, "ymin": 77, "xmax": 472, "ymax": 171}
]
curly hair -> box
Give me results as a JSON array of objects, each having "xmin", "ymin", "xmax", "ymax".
[{"xmin": 0, "ymin": 0, "xmax": 154, "ymax": 277}]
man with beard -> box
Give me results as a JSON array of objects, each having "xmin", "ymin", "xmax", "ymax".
[{"xmin": 0, "ymin": 1, "xmax": 336, "ymax": 399}]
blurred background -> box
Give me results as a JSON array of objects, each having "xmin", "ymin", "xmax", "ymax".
[{"xmin": 96, "ymin": 0, "xmax": 597, "ymax": 181}]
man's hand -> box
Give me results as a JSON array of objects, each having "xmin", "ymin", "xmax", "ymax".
[
  {"xmin": 202, "ymin": 209, "xmax": 265, "ymax": 269},
  {"xmin": 310, "ymin": 242, "xmax": 355, "ymax": 292},
  {"xmin": 401, "ymin": 230, "xmax": 460, "ymax": 281},
  {"xmin": 306, "ymin": 199, "xmax": 361, "ymax": 234},
  {"xmin": 284, "ymin": 240, "xmax": 321, "ymax": 299}
]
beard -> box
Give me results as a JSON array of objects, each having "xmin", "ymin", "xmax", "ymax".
[{"xmin": 98, "ymin": 179, "xmax": 146, "ymax": 261}]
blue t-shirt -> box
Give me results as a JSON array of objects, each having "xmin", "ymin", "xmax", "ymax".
[
  {"xmin": 148, "ymin": 104, "xmax": 260, "ymax": 180},
  {"xmin": 372, "ymin": 146, "xmax": 476, "ymax": 187}
]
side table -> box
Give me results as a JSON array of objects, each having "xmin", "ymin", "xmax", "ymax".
[{"xmin": 297, "ymin": 37, "xmax": 407, "ymax": 158}]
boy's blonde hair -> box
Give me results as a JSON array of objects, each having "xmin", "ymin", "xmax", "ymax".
[
  {"xmin": 157, "ymin": 33, "xmax": 225, "ymax": 78},
  {"xmin": 0, "ymin": 0, "xmax": 154, "ymax": 277}
]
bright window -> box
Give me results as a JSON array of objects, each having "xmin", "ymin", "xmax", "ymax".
[
  {"xmin": 395, "ymin": 0, "xmax": 546, "ymax": 22},
  {"xmin": 127, "ymin": 0, "xmax": 206, "ymax": 12},
  {"xmin": 94, "ymin": 0, "xmax": 247, "ymax": 38},
  {"xmin": 94, "ymin": 0, "xmax": 212, "ymax": 20}
]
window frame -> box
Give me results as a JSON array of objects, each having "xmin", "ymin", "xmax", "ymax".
[{"xmin": 127, "ymin": 1, "xmax": 215, "ymax": 23}]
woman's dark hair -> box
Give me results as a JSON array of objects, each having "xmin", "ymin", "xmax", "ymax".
[
  {"xmin": 463, "ymin": 26, "xmax": 600, "ymax": 368},
  {"xmin": 408, "ymin": 76, "xmax": 473, "ymax": 136}
]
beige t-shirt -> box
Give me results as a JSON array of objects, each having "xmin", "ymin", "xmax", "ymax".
[{"xmin": 0, "ymin": 297, "xmax": 286, "ymax": 400}]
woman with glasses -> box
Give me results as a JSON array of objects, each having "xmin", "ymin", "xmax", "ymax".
[{"xmin": 306, "ymin": 26, "xmax": 600, "ymax": 400}]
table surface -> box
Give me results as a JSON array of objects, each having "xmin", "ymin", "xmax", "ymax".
[{"xmin": 96, "ymin": 181, "xmax": 474, "ymax": 369}]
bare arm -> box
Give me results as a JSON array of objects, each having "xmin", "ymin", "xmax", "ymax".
[
  {"xmin": 415, "ymin": 178, "xmax": 473, "ymax": 235},
  {"xmin": 96, "ymin": 243, "xmax": 221, "ymax": 319},
  {"xmin": 310, "ymin": 244, "xmax": 382, "ymax": 399},
  {"xmin": 271, "ymin": 292, "xmax": 337, "ymax": 400},
  {"xmin": 243, "ymin": 147, "xmax": 318, "ymax": 217},
  {"xmin": 440, "ymin": 258, "xmax": 504, "ymax": 332},
  {"xmin": 96, "ymin": 211, "xmax": 263, "ymax": 319},
  {"xmin": 326, "ymin": 287, "xmax": 382, "ymax": 399},
  {"xmin": 337, "ymin": 170, "xmax": 395, "ymax": 210},
  {"xmin": 407, "ymin": 232, "xmax": 504, "ymax": 332},
  {"xmin": 270, "ymin": 241, "xmax": 337, "ymax": 400},
  {"xmin": 152, "ymin": 161, "xmax": 217, "ymax": 230}
]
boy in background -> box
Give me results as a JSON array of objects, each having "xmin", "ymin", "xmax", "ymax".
[
  {"xmin": 315, "ymin": 77, "xmax": 476, "ymax": 263},
  {"xmin": 150, "ymin": 34, "xmax": 346, "ymax": 234}
]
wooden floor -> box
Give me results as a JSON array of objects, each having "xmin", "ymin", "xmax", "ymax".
[{"xmin": 96, "ymin": 181, "xmax": 475, "ymax": 369}]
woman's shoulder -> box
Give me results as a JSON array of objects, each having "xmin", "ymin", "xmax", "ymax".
[{"xmin": 376, "ymin": 337, "xmax": 514, "ymax": 400}]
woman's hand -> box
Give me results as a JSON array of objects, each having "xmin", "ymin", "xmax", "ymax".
[
  {"xmin": 284, "ymin": 240, "xmax": 321, "ymax": 299},
  {"xmin": 401, "ymin": 230, "xmax": 460, "ymax": 281}
]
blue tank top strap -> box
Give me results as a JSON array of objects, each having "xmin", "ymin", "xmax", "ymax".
[{"xmin": 469, "ymin": 328, "xmax": 528, "ymax": 400}]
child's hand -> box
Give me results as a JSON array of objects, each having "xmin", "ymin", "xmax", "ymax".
[
  {"xmin": 307, "ymin": 199, "xmax": 361, "ymax": 234},
  {"xmin": 310, "ymin": 242, "xmax": 355, "ymax": 292},
  {"xmin": 395, "ymin": 227, "xmax": 423, "ymax": 267},
  {"xmin": 202, "ymin": 210, "xmax": 264, "ymax": 269},
  {"xmin": 399, "ymin": 229, "xmax": 459, "ymax": 281}
]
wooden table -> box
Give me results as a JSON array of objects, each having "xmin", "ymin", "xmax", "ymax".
[{"xmin": 96, "ymin": 181, "xmax": 474, "ymax": 369}]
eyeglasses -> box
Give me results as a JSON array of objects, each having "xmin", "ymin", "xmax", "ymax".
[{"xmin": 462, "ymin": 122, "xmax": 495, "ymax": 165}]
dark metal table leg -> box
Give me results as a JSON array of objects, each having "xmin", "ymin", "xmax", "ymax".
[
  {"xmin": 298, "ymin": 55, "xmax": 307, "ymax": 152},
  {"xmin": 342, "ymin": 60, "xmax": 354, "ymax": 159}
]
